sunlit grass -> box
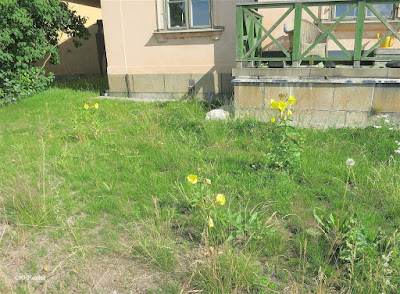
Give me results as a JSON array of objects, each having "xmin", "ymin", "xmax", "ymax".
[{"xmin": 1, "ymin": 87, "xmax": 400, "ymax": 292}]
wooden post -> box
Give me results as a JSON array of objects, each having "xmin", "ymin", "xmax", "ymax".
[
  {"xmin": 236, "ymin": 6, "xmax": 244, "ymax": 64},
  {"xmin": 354, "ymin": 1, "xmax": 366, "ymax": 68},
  {"xmin": 292, "ymin": 2, "xmax": 302, "ymax": 67}
]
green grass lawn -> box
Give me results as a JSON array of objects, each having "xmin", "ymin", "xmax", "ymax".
[{"xmin": 1, "ymin": 86, "xmax": 400, "ymax": 293}]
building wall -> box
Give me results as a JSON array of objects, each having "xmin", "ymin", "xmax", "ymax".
[
  {"xmin": 101, "ymin": 0, "xmax": 255, "ymax": 98},
  {"xmin": 45, "ymin": 0, "xmax": 104, "ymax": 76}
]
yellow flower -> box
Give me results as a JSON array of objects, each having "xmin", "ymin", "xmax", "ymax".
[
  {"xmin": 270, "ymin": 99, "xmax": 279, "ymax": 109},
  {"xmin": 84, "ymin": 104, "xmax": 89, "ymax": 110},
  {"xmin": 271, "ymin": 117, "xmax": 276, "ymax": 122},
  {"xmin": 94, "ymin": 103, "xmax": 99, "ymax": 109},
  {"xmin": 215, "ymin": 194, "xmax": 226, "ymax": 205},
  {"xmin": 187, "ymin": 174, "xmax": 198, "ymax": 184},
  {"xmin": 208, "ymin": 217, "xmax": 215, "ymax": 228},
  {"xmin": 278, "ymin": 101, "xmax": 287, "ymax": 111},
  {"xmin": 287, "ymin": 109, "xmax": 293, "ymax": 116},
  {"xmin": 288, "ymin": 95, "xmax": 296, "ymax": 105}
]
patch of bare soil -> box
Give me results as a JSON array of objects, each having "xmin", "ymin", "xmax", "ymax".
[{"xmin": 0, "ymin": 223, "xmax": 175, "ymax": 294}]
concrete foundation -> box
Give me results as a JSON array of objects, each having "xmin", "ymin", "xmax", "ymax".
[
  {"xmin": 233, "ymin": 67, "xmax": 400, "ymax": 127},
  {"xmin": 108, "ymin": 72, "xmax": 234, "ymax": 100}
]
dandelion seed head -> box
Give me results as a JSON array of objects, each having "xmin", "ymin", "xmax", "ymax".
[{"xmin": 346, "ymin": 158, "xmax": 355, "ymax": 166}]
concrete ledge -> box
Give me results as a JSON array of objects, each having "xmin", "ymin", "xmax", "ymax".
[
  {"xmin": 233, "ymin": 67, "xmax": 400, "ymax": 79},
  {"xmin": 233, "ymin": 77, "xmax": 400, "ymax": 84}
]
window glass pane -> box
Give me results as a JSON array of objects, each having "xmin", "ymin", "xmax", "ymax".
[
  {"xmin": 169, "ymin": 1, "xmax": 186, "ymax": 28},
  {"xmin": 335, "ymin": 4, "xmax": 357, "ymax": 18},
  {"xmin": 367, "ymin": 4, "xmax": 392, "ymax": 17},
  {"xmin": 192, "ymin": 0, "xmax": 210, "ymax": 26}
]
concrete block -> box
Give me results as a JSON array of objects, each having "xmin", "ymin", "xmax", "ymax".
[
  {"xmin": 164, "ymin": 74, "xmax": 191, "ymax": 93},
  {"xmin": 373, "ymin": 84, "xmax": 400, "ymax": 112},
  {"xmin": 235, "ymin": 109, "xmax": 269, "ymax": 121},
  {"xmin": 234, "ymin": 84, "xmax": 264, "ymax": 109},
  {"xmin": 291, "ymin": 84, "xmax": 334, "ymax": 111},
  {"xmin": 232, "ymin": 67, "xmax": 311, "ymax": 78},
  {"xmin": 333, "ymin": 85, "xmax": 373, "ymax": 111},
  {"xmin": 263, "ymin": 83, "xmax": 333, "ymax": 111},
  {"xmin": 387, "ymin": 68, "xmax": 400, "ymax": 78},
  {"xmin": 128, "ymin": 92, "xmax": 177, "ymax": 101},
  {"xmin": 192, "ymin": 73, "xmax": 219, "ymax": 94},
  {"xmin": 133, "ymin": 74, "xmax": 165, "ymax": 93},
  {"xmin": 220, "ymin": 73, "xmax": 234, "ymax": 93},
  {"xmin": 345, "ymin": 112, "xmax": 370, "ymax": 127},
  {"xmin": 333, "ymin": 68, "xmax": 387, "ymax": 78},
  {"xmin": 309, "ymin": 68, "xmax": 338, "ymax": 77},
  {"xmin": 297, "ymin": 110, "xmax": 346, "ymax": 128},
  {"xmin": 108, "ymin": 74, "xmax": 127, "ymax": 95}
]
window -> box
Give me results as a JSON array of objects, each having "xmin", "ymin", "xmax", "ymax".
[
  {"xmin": 333, "ymin": 3, "xmax": 397, "ymax": 19},
  {"xmin": 166, "ymin": 0, "xmax": 212, "ymax": 29}
]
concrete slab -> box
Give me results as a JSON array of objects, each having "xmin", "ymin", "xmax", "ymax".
[
  {"xmin": 164, "ymin": 74, "xmax": 192, "ymax": 93},
  {"xmin": 373, "ymin": 84, "xmax": 400, "ymax": 112},
  {"xmin": 234, "ymin": 84, "xmax": 264, "ymax": 109},
  {"xmin": 333, "ymin": 68, "xmax": 388, "ymax": 78},
  {"xmin": 235, "ymin": 109, "xmax": 269, "ymax": 121},
  {"xmin": 192, "ymin": 73, "xmax": 219, "ymax": 94},
  {"xmin": 220, "ymin": 73, "xmax": 234, "ymax": 93},
  {"xmin": 387, "ymin": 68, "xmax": 400, "ymax": 78},
  {"xmin": 333, "ymin": 85, "xmax": 373, "ymax": 112},
  {"xmin": 345, "ymin": 112, "xmax": 370, "ymax": 127},
  {"xmin": 133, "ymin": 74, "xmax": 165, "ymax": 93},
  {"xmin": 298, "ymin": 110, "xmax": 346, "ymax": 128},
  {"xmin": 108, "ymin": 74, "xmax": 127, "ymax": 95},
  {"xmin": 232, "ymin": 67, "xmax": 311, "ymax": 78}
]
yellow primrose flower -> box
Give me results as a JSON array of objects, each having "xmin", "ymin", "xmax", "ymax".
[
  {"xmin": 94, "ymin": 103, "xmax": 99, "ymax": 109},
  {"xmin": 215, "ymin": 194, "xmax": 226, "ymax": 205},
  {"xmin": 287, "ymin": 109, "xmax": 293, "ymax": 116},
  {"xmin": 278, "ymin": 101, "xmax": 287, "ymax": 111},
  {"xmin": 270, "ymin": 99, "xmax": 279, "ymax": 109},
  {"xmin": 208, "ymin": 217, "xmax": 215, "ymax": 228},
  {"xmin": 84, "ymin": 104, "xmax": 89, "ymax": 110},
  {"xmin": 187, "ymin": 174, "xmax": 198, "ymax": 184},
  {"xmin": 288, "ymin": 95, "xmax": 296, "ymax": 105},
  {"xmin": 271, "ymin": 117, "xmax": 276, "ymax": 122}
]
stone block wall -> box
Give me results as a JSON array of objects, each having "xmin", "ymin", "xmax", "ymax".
[
  {"xmin": 108, "ymin": 72, "xmax": 234, "ymax": 100},
  {"xmin": 233, "ymin": 68, "xmax": 400, "ymax": 127}
]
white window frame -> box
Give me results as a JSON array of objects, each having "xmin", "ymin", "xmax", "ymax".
[
  {"xmin": 165, "ymin": 0, "xmax": 213, "ymax": 30},
  {"xmin": 331, "ymin": 3, "xmax": 399, "ymax": 20}
]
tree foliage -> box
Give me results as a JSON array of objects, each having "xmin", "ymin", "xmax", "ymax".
[{"xmin": 0, "ymin": 0, "xmax": 89, "ymax": 105}]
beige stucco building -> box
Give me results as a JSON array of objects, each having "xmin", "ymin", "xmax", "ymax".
[{"xmin": 46, "ymin": 0, "xmax": 104, "ymax": 76}]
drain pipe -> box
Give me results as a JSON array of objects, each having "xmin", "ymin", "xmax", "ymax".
[{"xmin": 125, "ymin": 74, "xmax": 132, "ymax": 97}]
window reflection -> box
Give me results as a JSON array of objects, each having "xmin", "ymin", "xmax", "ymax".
[
  {"xmin": 335, "ymin": 3, "xmax": 394, "ymax": 18},
  {"xmin": 169, "ymin": 1, "xmax": 186, "ymax": 28},
  {"xmin": 192, "ymin": 0, "xmax": 210, "ymax": 26},
  {"xmin": 367, "ymin": 4, "xmax": 392, "ymax": 17}
]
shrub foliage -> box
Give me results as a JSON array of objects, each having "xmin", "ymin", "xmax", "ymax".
[{"xmin": 0, "ymin": 0, "xmax": 89, "ymax": 105}]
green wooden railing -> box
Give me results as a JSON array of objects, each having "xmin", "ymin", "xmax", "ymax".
[{"xmin": 236, "ymin": 0, "xmax": 400, "ymax": 67}]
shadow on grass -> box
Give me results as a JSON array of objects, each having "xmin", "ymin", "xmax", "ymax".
[{"xmin": 52, "ymin": 76, "xmax": 109, "ymax": 95}]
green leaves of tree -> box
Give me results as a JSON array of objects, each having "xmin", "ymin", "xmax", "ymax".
[{"xmin": 0, "ymin": 0, "xmax": 89, "ymax": 105}]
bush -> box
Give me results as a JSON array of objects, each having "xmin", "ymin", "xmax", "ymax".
[{"xmin": 0, "ymin": 0, "xmax": 89, "ymax": 105}]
